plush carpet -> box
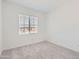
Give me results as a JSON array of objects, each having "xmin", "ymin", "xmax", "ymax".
[{"xmin": 1, "ymin": 41, "xmax": 79, "ymax": 59}]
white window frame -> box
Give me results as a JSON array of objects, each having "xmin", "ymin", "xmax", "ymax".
[{"xmin": 18, "ymin": 15, "xmax": 38, "ymax": 35}]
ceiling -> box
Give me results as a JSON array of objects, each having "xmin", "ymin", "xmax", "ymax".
[{"xmin": 4, "ymin": 0, "xmax": 63, "ymax": 13}]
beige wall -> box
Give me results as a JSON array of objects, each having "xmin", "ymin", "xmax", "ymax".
[
  {"xmin": 3, "ymin": 0, "xmax": 79, "ymax": 53},
  {"xmin": 2, "ymin": 1, "xmax": 47, "ymax": 50},
  {"xmin": 47, "ymin": 0, "xmax": 79, "ymax": 52},
  {"xmin": 0, "ymin": 0, "xmax": 2, "ymax": 54}
]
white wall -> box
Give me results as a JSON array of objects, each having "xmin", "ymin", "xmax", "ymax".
[
  {"xmin": 2, "ymin": 1, "xmax": 47, "ymax": 50},
  {"xmin": 0, "ymin": 0, "xmax": 2, "ymax": 54},
  {"xmin": 47, "ymin": 0, "xmax": 79, "ymax": 52}
]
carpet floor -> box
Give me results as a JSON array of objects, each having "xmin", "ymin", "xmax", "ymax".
[{"xmin": 0, "ymin": 41, "xmax": 79, "ymax": 59}]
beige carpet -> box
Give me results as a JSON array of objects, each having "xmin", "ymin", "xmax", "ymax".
[{"xmin": 0, "ymin": 41, "xmax": 79, "ymax": 59}]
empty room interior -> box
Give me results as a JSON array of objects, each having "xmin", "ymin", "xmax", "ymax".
[{"xmin": 0, "ymin": 0, "xmax": 79, "ymax": 59}]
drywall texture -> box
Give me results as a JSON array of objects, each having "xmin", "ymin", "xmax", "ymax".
[
  {"xmin": 47, "ymin": 0, "xmax": 79, "ymax": 52},
  {"xmin": 0, "ymin": 0, "xmax": 2, "ymax": 54},
  {"xmin": 2, "ymin": 1, "xmax": 47, "ymax": 50},
  {"xmin": 1, "ymin": 41, "xmax": 79, "ymax": 59}
]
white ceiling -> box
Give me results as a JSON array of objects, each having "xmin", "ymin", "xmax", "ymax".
[{"xmin": 4, "ymin": 0, "xmax": 63, "ymax": 13}]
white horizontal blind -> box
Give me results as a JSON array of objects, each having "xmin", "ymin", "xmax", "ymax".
[
  {"xmin": 30, "ymin": 16, "xmax": 38, "ymax": 33},
  {"xmin": 18, "ymin": 15, "xmax": 38, "ymax": 35}
]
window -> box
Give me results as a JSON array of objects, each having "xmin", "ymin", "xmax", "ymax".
[{"xmin": 18, "ymin": 15, "xmax": 38, "ymax": 35}]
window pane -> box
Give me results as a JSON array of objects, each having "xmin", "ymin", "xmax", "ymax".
[
  {"xmin": 18, "ymin": 15, "xmax": 29, "ymax": 34},
  {"xmin": 30, "ymin": 16, "xmax": 38, "ymax": 33},
  {"xmin": 19, "ymin": 15, "xmax": 24, "ymax": 27},
  {"xmin": 30, "ymin": 27, "xmax": 38, "ymax": 33},
  {"xmin": 33, "ymin": 16, "xmax": 38, "ymax": 25},
  {"xmin": 30, "ymin": 16, "xmax": 38, "ymax": 26},
  {"xmin": 25, "ymin": 16, "xmax": 29, "ymax": 24},
  {"xmin": 24, "ymin": 16, "xmax": 29, "ymax": 34}
]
